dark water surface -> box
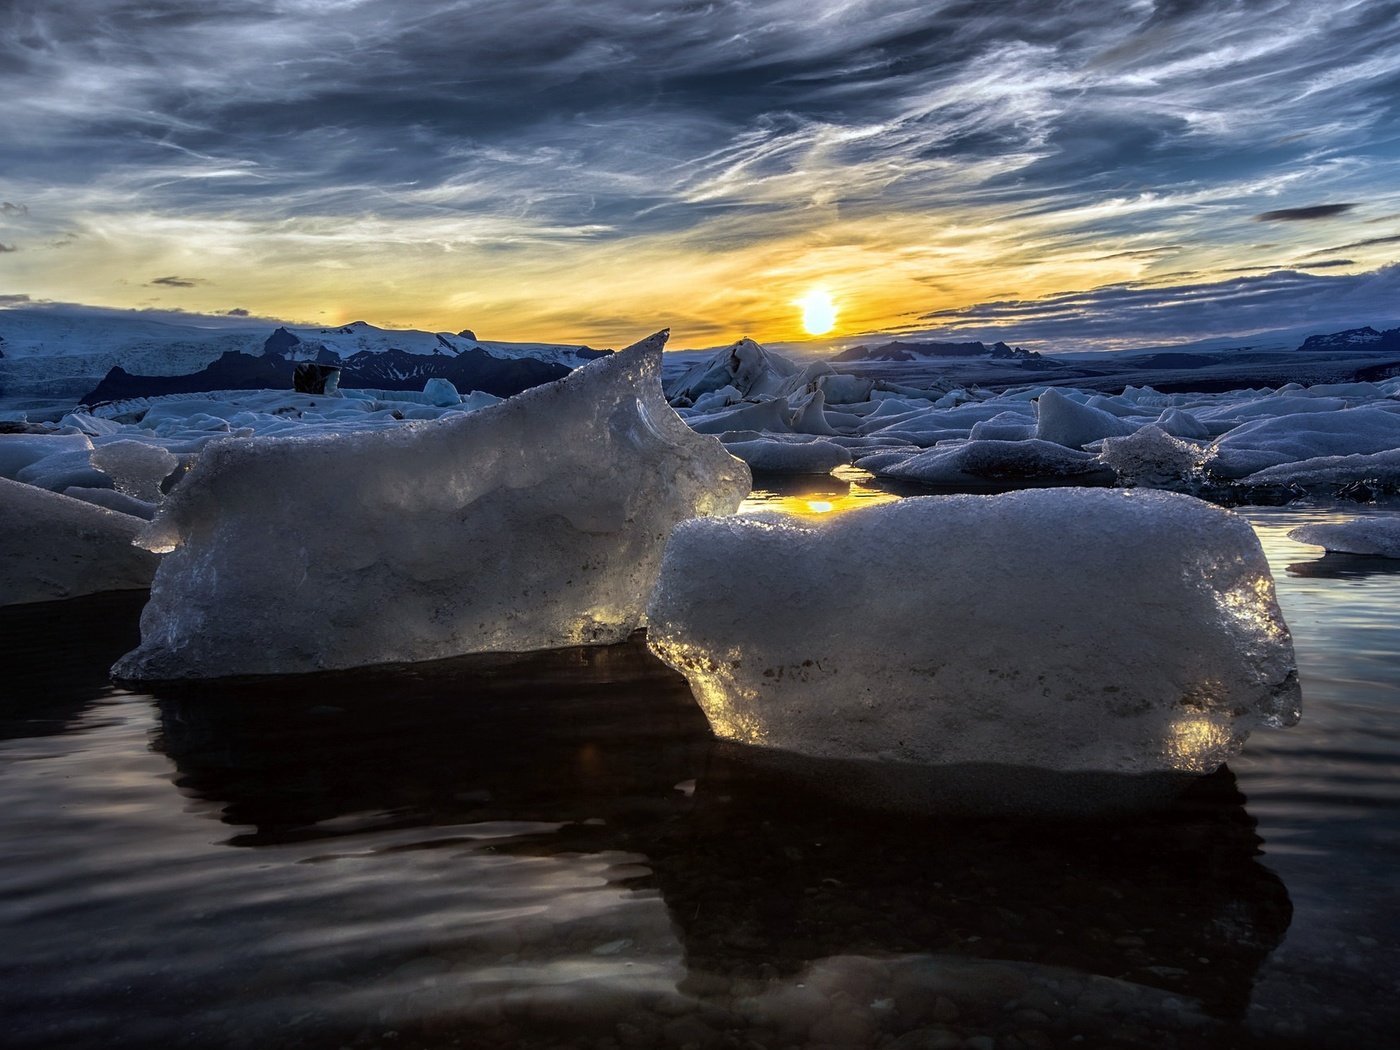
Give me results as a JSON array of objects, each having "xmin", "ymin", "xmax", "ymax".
[{"xmin": 2, "ymin": 497, "xmax": 1398, "ymax": 1049}]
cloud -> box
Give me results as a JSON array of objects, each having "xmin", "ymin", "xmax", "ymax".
[
  {"xmin": 0, "ymin": 298, "xmax": 289, "ymax": 327},
  {"xmin": 914, "ymin": 264, "xmax": 1400, "ymax": 351},
  {"xmin": 1304, "ymin": 233, "xmax": 1400, "ymax": 257},
  {"xmin": 225, "ymin": 307, "xmax": 249, "ymax": 316},
  {"xmin": 3, "ymin": 1, "xmax": 1400, "ymax": 341},
  {"xmin": 147, "ymin": 275, "xmax": 205, "ymax": 288},
  {"xmin": 1254, "ymin": 204, "xmax": 1358, "ymax": 222},
  {"xmin": 1, "ymin": 202, "xmax": 27, "ymax": 215},
  {"xmin": 1293, "ymin": 258, "xmax": 1354, "ymax": 269},
  {"xmin": 0, "ymin": 242, "xmax": 16, "ymax": 252}
]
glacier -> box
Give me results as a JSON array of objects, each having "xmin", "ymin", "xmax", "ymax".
[
  {"xmin": 112, "ymin": 332, "xmax": 751, "ymax": 679},
  {"xmin": 647, "ymin": 490, "xmax": 1299, "ymax": 789}
]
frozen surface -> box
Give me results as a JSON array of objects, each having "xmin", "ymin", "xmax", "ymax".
[
  {"xmin": 1288, "ymin": 517, "xmax": 1400, "ymax": 557},
  {"xmin": 647, "ymin": 490, "xmax": 1299, "ymax": 777},
  {"xmin": 113, "ymin": 332, "xmax": 751, "ymax": 679},
  {"xmin": 0, "ymin": 477, "xmax": 160, "ymax": 604}
]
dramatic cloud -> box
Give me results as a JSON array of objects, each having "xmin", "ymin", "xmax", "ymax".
[
  {"xmin": 2, "ymin": 1, "xmax": 1399, "ymax": 344},
  {"xmin": 0, "ymin": 243, "xmax": 16, "ymax": 253},
  {"xmin": 914, "ymin": 265, "xmax": 1400, "ymax": 351},
  {"xmin": 225, "ymin": 307, "xmax": 249, "ymax": 316},
  {"xmin": 147, "ymin": 275, "xmax": 204, "ymax": 288},
  {"xmin": 0, "ymin": 294, "xmax": 32, "ymax": 304},
  {"xmin": 1255, "ymin": 204, "xmax": 1358, "ymax": 222}
]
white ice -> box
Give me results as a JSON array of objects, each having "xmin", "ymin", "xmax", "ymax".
[
  {"xmin": 112, "ymin": 332, "xmax": 751, "ymax": 680},
  {"xmin": 646, "ymin": 489, "xmax": 1299, "ymax": 777}
]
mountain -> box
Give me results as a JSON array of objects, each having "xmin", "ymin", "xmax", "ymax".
[
  {"xmin": 80, "ymin": 345, "xmax": 579, "ymax": 405},
  {"xmin": 833, "ymin": 339, "xmax": 1048, "ymax": 365},
  {"xmin": 1295, "ymin": 326, "xmax": 1400, "ymax": 353},
  {"xmin": 0, "ymin": 308, "xmax": 609, "ymax": 408}
]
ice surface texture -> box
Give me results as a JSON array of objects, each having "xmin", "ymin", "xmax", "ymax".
[
  {"xmin": 113, "ymin": 332, "xmax": 751, "ymax": 679},
  {"xmin": 647, "ymin": 489, "xmax": 1299, "ymax": 776}
]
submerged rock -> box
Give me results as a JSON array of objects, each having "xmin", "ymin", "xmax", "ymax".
[
  {"xmin": 646, "ymin": 490, "xmax": 1299, "ymax": 805},
  {"xmin": 114, "ymin": 331, "xmax": 750, "ymax": 679}
]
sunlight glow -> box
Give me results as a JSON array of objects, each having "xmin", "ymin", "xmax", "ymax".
[{"xmin": 797, "ymin": 289, "xmax": 837, "ymax": 335}]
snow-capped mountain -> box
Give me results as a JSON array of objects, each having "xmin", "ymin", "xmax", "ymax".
[
  {"xmin": 1295, "ymin": 326, "xmax": 1400, "ymax": 353},
  {"xmin": 832, "ymin": 339, "xmax": 1048, "ymax": 365},
  {"xmin": 0, "ymin": 309, "xmax": 609, "ymax": 408}
]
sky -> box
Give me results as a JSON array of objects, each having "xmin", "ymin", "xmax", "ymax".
[{"xmin": 3, "ymin": 0, "xmax": 1400, "ymax": 351}]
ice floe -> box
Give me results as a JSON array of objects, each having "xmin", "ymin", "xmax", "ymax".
[
  {"xmin": 646, "ymin": 490, "xmax": 1299, "ymax": 781},
  {"xmin": 1288, "ymin": 516, "xmax": 1400, "ymax": 557},
  {"xmin": 112, "ymin": 332, "xmax": 751, "ymax": 679}
]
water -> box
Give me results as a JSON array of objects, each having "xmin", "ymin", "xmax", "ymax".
[{"xmin": 2, "ymin": 493, "xmax": 1398, "ymax": 1049}]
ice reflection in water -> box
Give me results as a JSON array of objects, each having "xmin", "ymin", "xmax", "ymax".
[{"xmin": 0, "ymin": 499, "xmax": 1397, "ymax": 1048}]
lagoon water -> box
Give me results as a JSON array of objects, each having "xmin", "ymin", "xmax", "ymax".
[{"xmin": 2, "ymin": 488, "xmax": 1398, "ymax": 1049}]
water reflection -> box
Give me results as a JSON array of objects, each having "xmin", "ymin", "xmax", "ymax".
[
  {"xmin": 152, "ymin": 649, "xmax": 1292, "ymax": 1034},
  {"xmin": 151, "ymin": 637, "xmax": 710, "ymax": 843},
  {"xmin": 0, "ymin": 590, "xmax": 146, "ymax": 740},
  {"xmin": 1286, "ymin": 552, "xmax": 1400, "ymax": 578}
]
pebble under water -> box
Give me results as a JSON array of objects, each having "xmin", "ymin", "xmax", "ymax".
[{"xmin": 1, "ymin": 495, "xmax": 1398, "ymax": 1049}]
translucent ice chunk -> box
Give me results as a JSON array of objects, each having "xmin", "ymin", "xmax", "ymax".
[
  {"xmin": 647, "ymin": 489, "xmax": 1299, "ymax": 778},
  {"xmin": 113, "ymin": 332, "xmax": 751, "ymax": 679},
  {"xmin": 89, "ymin": 439, "xmax": 180, "ymax": 501},
  {"xmin": 1095, "ymin": 425, "xmax": 1211, "ymax": 487}
]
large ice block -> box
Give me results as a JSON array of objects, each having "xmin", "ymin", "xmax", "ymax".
[
  {"xmin": 114, "ymin": 332, "xmax": 751, "ymax": 679},
  {"xmin": 647, "ymin": 489, "xmax": 1299, "ymax": 778}
]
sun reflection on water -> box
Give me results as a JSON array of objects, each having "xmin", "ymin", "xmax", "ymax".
[{"xmin": 739, "ymin": 467, "xmax": 902, "ymax": 519}]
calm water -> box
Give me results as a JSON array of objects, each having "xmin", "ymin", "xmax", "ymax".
[{"xmin": 2, "ymin": 489, "xmax": 1398, "ymax": 1049}]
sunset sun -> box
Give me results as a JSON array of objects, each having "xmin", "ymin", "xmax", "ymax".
[{"xmin": 797, "ymin": 289, "xmax": 837, "ymax": 335}]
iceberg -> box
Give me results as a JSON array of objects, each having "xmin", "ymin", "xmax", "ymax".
[
  {"xmin": 1035, "ymin": 388, "xmax": 1140, "ymax": 448},
  {"xmin": 1095, "ymin": 424, "xmax": 1210, "ymax": 488},
  {"xmin": 722, "ymin": 438, "xmax": 851, "ymax": 474},
  {"xmin": 1, "ymin": 477, "xmax": 160, "ymax": 605},
  {"xmin": 647, "ymin": 490, "xmax": 1299, "ymax": 788},
  {"xmin": 1288, "ymin": 516, "xmax": 1400, "ymax": 558},
  {"xmin": 89, "ymin": 440, "xmax": 180, "ymax": 502},
  {"xmin": 113, "ymin": 332, "xmax": 751, "ymax": 679},
  {"xmin": 877, "ymin": 439, "xmax": 1113, "ymax": 489}
]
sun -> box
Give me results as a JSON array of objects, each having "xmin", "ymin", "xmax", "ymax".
[{"xmin": 797, "ymin": 289, "xmax": 837, "ymax": 335}]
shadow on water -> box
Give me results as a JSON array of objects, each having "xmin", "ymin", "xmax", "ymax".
[
  {"xmin": 0, "ymin": 589, "xmax": 148, "ymax": 740},
  {"xmin": 1286, "ymin": 552, "xmax": 1400, "ymax": 578},
  {"xmin": 653, "ymin": 749, "xmax": 1290, "ymax": 1022},
  {"xmin": 151, "ymin": 642, "xmax": 1292, "ymax": 1030},
  {"xmin": 150, "ymin": 636, "xmax": 712, "ymax": 844}
]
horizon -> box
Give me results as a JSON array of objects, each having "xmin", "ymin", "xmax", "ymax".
[{"xmin": 3, "ymin": 2, "xmax": 1400, "ymax": 350}]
